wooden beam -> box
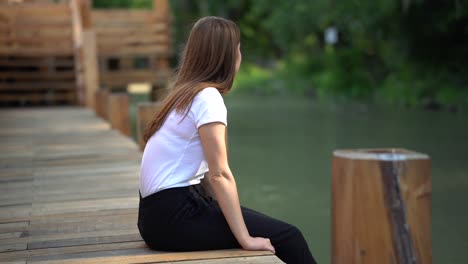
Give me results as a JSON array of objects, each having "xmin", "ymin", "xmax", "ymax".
[
  {"xmin": 0, "ymin": 27, "xmax": 73, "ymax": 37},
  {"xmin": 70, "ymin": 0, "xmax": 85, "ymax": 105},
  {"xmin": 0, "ymin": 57, "xmax": 74, "ymax": 68},
  {"xmin": 83, "ymin": 30, "xmax": 100, "ymax": 110},
  {"xmin": 96, "ymin": 45, "xmax": 170, "ymax": 57},
  {"xmin": 0, "ymin": 46, "xmax": 74, "ymax": 56},
  {"xmin": 93, "ymin": 10, "xmax": 160, "ymax": 23},
  {"xmin": 153, "ymin": 0, "xmax": 169, "ymax": 19},
  {"xmin": 0, "ymin": 4, "xmax": 71, "ymax": 18},
  {"xmin": 153, "ymin": 88, "xmax": 169, "ymax": 101},
  {"xmin": 0, "ymin": 81, "xmax": 76, "ymax": 90},
  {"xmin": 97, "ymin": 34, "xmax": 169, "ymax": 46},
  {"xmin": 94, "ymin": 89, "xmax": 109, "ymax": 121},
  {"xmin": 94, "ymin": 24, "xmax": 168, "ymax": 35},
  {"xmin": 100, "ymin": 70, "xmax": 171, "ymax": 87},
  {"xmin": 0, "ymin": 92, "xmax": 76, "ymax": 103},
  {"xmin": 0, "ymin": 72, "xmax": 75, "ymax": 80},
  {"xmin": 108, "ymin": 93, "xmax": 131, "ymax": 137},
  {"xmin": 0, "ymin": 35, "xmax": 73, "ymax": 47},
  {"xmin": 78, "ymin": 0, "xmax": 92, "ymax": 29},
  {"xmin": 136, "ymin": 102, "xmax": 163, "ymax": 150}
]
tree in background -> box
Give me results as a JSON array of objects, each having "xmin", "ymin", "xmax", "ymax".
[{"xmin": 94, "ymin": 0, "xmax": 468, "ymax": 110}]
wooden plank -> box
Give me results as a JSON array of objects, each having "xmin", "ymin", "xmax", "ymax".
[
  {"xmin": 0, "ymin": 43, "xmax": 73, "ymax": 50},
  {"xmin": 0, "ymin": 37, "xmax": 73, "ymax": 46},
  {"xmin": 0, "ymin": 108, "xmax": 280, "ymax": 263},
  {"xmin": 29, "ymin": 249, "xmax": 274, "ymax": 264},
  {"xmin": 97, "ymin": 34, "xmax": 169, "ymax": 46},
  {"xmin": 94, "ymin": 24, "xmax": 168, "ymax": 35},
  {"xmin": 92, "ymin": 10, "xmax": 163, "ymax": 23},
  {"xmin": 0, "ymin": 93, "xmax": 76, "ymax": 103},
  {"xmin": 69, "ymin": 0, "xmax": 84, "ymax": 105},
  {"xmin": 0, "ymin": 58, "xmax": 74, "ymax": 68},
  {"xmin": 0, "ymin": 27, "xmax": 72, "ymax": 37},
  {"xmin": 82, "ymin": 30, "xmax": 99, "ymax": 109},
  {"xmin": 5, "ymin": 17, "xmax": 71, "ymax": 25},
  {"xmin": 94, "ymin": 90, "xmax": 109, "ymax": 120},
  {"xmin": 0, "ymin": 82, "xmax": 76, "ymax": 90},
  {"xmin": 100, "ymin": 70, "xmax": 171, "ymax": 86},
  {"xmin": 0, "ymin": 72, "xmax": 75, "ymax": 80},
  {"xmin": 0, "ymin": 47, "xmax": 74, "ymax": 56},
  {"xmin": 97, "ymin": 44, "xmax": 169, "ymax": 56},
  {"xmin": 0, "ymin": 4, "xmax": 70, "ymax": 18},
  {"xmin": 78, "ymin": 0, "xmax": 92, "ymax": 29},
  {"xmin": 0, "ymin": 241, "xmax": 147, "ymax": 261},
  {"xmin": 153, "ymin": 0, "xmax": 169, "ymax": 19}
]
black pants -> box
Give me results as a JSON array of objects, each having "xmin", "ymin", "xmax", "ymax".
[{"xmin": 137, "ymin": 183, "xmax": 317, "ymax": 264}]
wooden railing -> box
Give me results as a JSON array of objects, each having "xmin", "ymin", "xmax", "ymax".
[
  {"xmin": 0, "ymin": 1, "xmax": 78, "ymax": 105},
  {"xmin": 93, "ymin": 0, "xmax": 172, "ymax": 96}
]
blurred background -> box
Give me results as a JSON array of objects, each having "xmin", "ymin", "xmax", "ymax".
[
  {"xmin": 96, "ymin": 1, "xmax": 468, "ymax": 263},
  {"xmin": 88, "ymin": 0, "xmax": 468, "ymax": 263},
  {"xmin": 2, "ymin": 0, "xmax": 467, "ymax": 263}
]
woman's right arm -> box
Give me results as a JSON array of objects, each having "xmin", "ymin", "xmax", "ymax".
[{"xmin": 198, "ymin": 122, "xmax": 275, "ymax": 254}]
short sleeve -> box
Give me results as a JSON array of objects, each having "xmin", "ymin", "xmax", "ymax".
[{"xmin": 191, "ymin": 87, "xmax": 227, "ymax": 128}]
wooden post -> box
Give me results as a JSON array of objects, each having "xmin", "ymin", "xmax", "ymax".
[
  {"xmin": 77, "ymin": 0, "xmax": 99, "ymax": 110},
  {"xmin": 70, "ymin": 0, "xmax": 85, "ymax": 105},
  {"xmin": 137, "ymin": 102, "xmax": 163, "ymax": 151},
  {"xmin": 153, "ymin": 0, "xmax": 168, "ymax": 19},
  {"xmin": 94, "ymin": 89, "xmax": 109, "ymax": 120},
  {"xmin": 83, "ymin": 31, "xmax": 100, "ymax": 110},
  {"xmin": 108, "ymin": 93, "xmax": 131, "ymax": 137},
  {"xmin": 154, "ymin": 88, "xmax": 169, "ymax": 101},
  {"xmin": 77, "ymin": 0, "xmax": 92, "ymax": 29},
  {"xmin": 332, "ymin": 148, "xmax": 431, "ymax": 264}
]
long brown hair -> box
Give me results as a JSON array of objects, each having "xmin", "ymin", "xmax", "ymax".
[{"xmin": 143, "ymin": 16, "xmax": 240, "ymax": 143}]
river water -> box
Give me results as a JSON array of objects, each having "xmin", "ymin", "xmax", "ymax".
[{"xmin": 130, "ymin": 94, "xmax": 467, "ymax": 263}]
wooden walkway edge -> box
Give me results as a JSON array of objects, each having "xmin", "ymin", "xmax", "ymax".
[{"xmin": 0, "ymin": 107, "xmax": 281, "ymax": 263}]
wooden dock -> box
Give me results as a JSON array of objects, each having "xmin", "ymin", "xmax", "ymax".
[{"xmin": 0, "ymin": 107, "xmax": 281, "ymax": 263}]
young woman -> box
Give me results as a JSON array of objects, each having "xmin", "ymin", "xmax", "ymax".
[{"xmin": 138, "ymin": 16, "xmax": 317, "ymax": 264}]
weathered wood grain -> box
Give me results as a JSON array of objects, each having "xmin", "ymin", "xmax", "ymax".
[
  {"xmin": 0, "ymin": 108, "xmax": 280, "ymax": 263},
  {"xmin": 332, "ymin": 149, "xmax": 431, "ymax": 264}
]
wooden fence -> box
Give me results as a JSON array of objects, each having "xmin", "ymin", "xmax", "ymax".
[
  {"xmin": 0, "ymin": 0, "xmax": 171, "ymax": 106},
  {"xmin": 0, "ymin": 1, "xmax": 79, "ymax": 105},
  {"xmin": 93, "ymin": 0, "xmax": 172, "ymax": 98}
]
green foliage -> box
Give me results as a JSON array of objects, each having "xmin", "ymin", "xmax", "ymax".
[
  {"xmin": 94, "ymin": 0, "xmax": 468, "ymax": 110},
  {"xmin": 93, "ymin": 0, "xmax": 151, "ymax": 9}
]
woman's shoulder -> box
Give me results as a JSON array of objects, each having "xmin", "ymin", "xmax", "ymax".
[
  {"xmin": 197, "ymin": 87, "xmax": 222, "ymax": 97},
  {"xmin": 190, "ymin": 87, "xmax": 228, "ymax": 127},
  {"xmin": 194, "ymin": 87, "xmax": 224, "ymax": 103}
]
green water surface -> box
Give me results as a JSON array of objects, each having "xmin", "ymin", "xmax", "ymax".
[{"xmin": 130, "ymin": 94, "xmax": 468, "ymax": 263}]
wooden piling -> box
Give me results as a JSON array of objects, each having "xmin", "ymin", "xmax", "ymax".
[
  {"xmin": 332, "ymin": 148, "xmax": 431, "ymax": 264},
  {"xmin": 108, "ymin": 93, "xmax": 131, "ymax": 137},
  {"xmin": 137, "ymin": 102, "xmax": 163, "ymax": 150},
  {"xmin": 94, "ymin": 89, "xmax": 109, "ymax": 120},
  {"xmin": 83, "ymin": 30, "xmax": 99, "ymax": 110}
]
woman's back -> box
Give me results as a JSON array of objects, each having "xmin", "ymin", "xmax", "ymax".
[{"xmin": 139, "ymin": 87, "xmax": 227, "ymax": 198}]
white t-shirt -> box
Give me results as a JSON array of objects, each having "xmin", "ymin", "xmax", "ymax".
[{"xmin": 139, "ymin": 87, "xmax": 228, "ymax": 198}]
